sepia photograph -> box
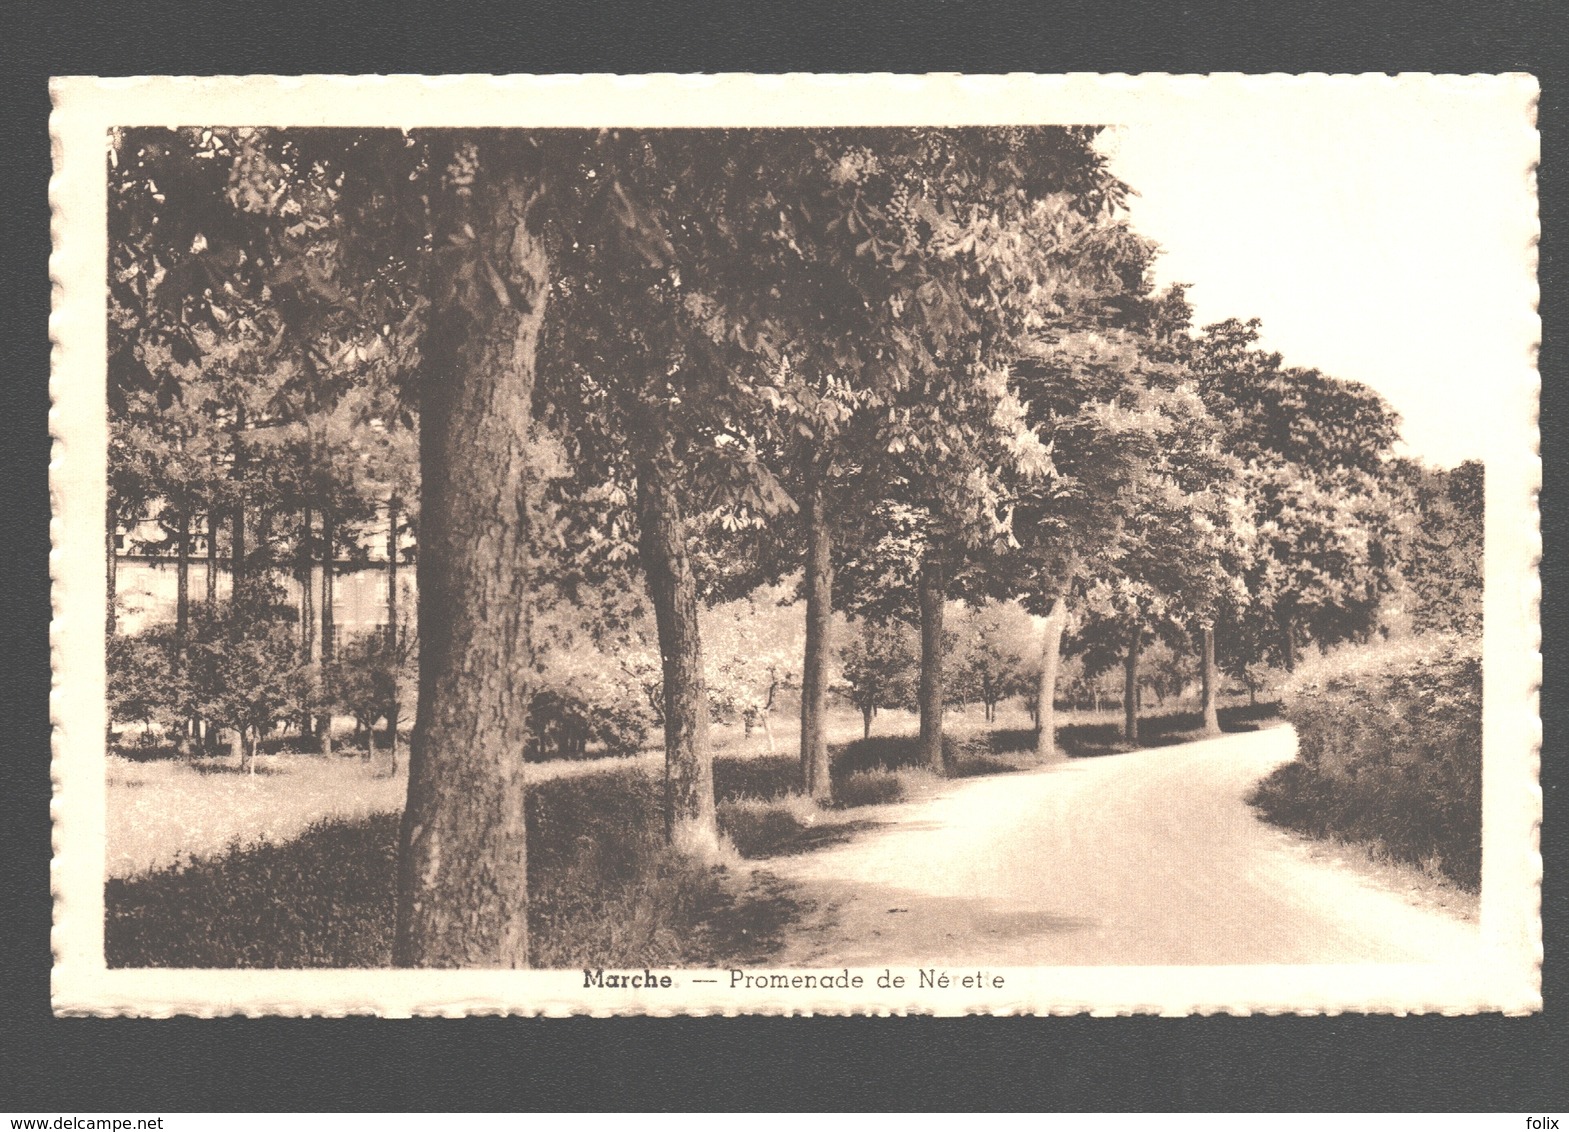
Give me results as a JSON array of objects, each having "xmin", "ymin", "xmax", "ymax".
[{"xmin": 48, "ymin": 74, "xmax": 1540, "ymax": 1015}]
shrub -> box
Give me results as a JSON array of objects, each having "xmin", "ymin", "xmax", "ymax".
[
  {"xmin": 1251, "ymin": 634, "xmax": 1481, "ymax": 889},
  {"xmin": 107, "ymin": 628, "xmax": 185, "ymax": 744},
  {"xmin": 836, "ymin": 618, "xmax": 919, "ymax": 738},
  {"xmin": 717, "ymin": 794, "xmax": 818, "ymax": 857},
  {"xmin": 983, "ymin": 728, "xmax": 1039, "ymax": 754},
  {"xmin": 947, "ymin": 752, "xmax": 1026, "ymax": 778},
  {"xmin": 703, "ymin": 589, "xmax": 800, "ymax": 737},
  {"xmin": 524, "ymin": 666, "xmax": 655, "ymax": 762},
  {"xmin": 105, "ymin": 814, "xmax": 399, "ymax": 968},
  {"xmin": 322, "ymin": 639, "xmax": 388, "ymax": 744},
  {"xmin": 713, "ymin": 753, "xmax": 799, "ymax": 802},
  {"xmin": 525, "ymin": 686, "xmax": 651, "ymax": 761},
  {"xmin": 323, "ymin": 626, "xmax": 417, "ymax": 749},
  {"xmin": 947, "ymin": 601, "xmax": 1037, "ymax": 721},
  {"xmin": 185, "ymin": 580, "xmax": 301, "ymax": 765},
  {"xmin": 1054, "ymin": 703, "xmax": 1281, "ymax": 757},
  {"xmin": 830, "ymin": 733, "xmax": 947, "ymax": 778},
  {"xmin": 525, "ymin": 770, "xmax": 735, "ymax": 968},
  {"xmin": 833, "ymin": 769, "xmax": 906, "ymax": 808}
]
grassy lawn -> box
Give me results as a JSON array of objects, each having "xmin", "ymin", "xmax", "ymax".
[
  {"xmin": 104, "ymin": 698, "xmax": 1275, "ymax": 968},
  {"xmin": 108, "ymin": 753, "xmax": 407, "ymax": 879}
]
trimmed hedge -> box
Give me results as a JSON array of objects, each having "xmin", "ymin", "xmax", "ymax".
[{"xmin": 1251, "ymin": 634, "xmax": 1482, "ymax": 890}]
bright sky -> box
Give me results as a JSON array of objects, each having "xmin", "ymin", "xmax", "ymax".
[{"xmin": 1099, "ymin": 83, "xmax": 1537, "ymax": 468}]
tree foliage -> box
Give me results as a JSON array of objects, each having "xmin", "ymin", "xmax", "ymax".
[{"xmin": 837, "ymin": 617, "xmax": 920, "ymax": 738}]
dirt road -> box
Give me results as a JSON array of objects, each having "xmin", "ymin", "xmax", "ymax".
[{"xmin": 768, "ymin": 727, "xmax": 1481, "ymax": 966}]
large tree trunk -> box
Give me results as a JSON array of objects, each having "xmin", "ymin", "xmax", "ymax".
[
  {"xmin": 1278, "ymin": 609, "xmax": 1297, "ymax": 673},
  {"xmin": 1034, "ymin": 595, "xmax": 1067, "ymax": 760},
  {"xmin": 318, "ymin": 507, "xmax": 336, "ymax": 755},
  {"xmin": 638, "ymin": 444, "xmax": 718, "ymax": 854},
  {"xmin": 394, "ymin": 154, "xmax": 547, "ymax": 969},
  {"xmin": 798, "ymin": 458, "xmax": 834, "ymax": 802},
  {"xmin": 861, "ymin": 702, "xmax": 874, "ymax": 740},
  {"xmin": 1199, "ymin": 624, "xmax": 1221, "ymax": 736},
  {"xmin": 1123, "ymin": 627, "xmax": 1142, "ymax": 745},
  {"xmin": 917, "ymin": 548, "xmax": 947, "ymax": 773}
]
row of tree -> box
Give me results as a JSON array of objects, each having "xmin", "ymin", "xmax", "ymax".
[{"xmin": 109, "ymin": 125, "xmax": 1477, "ymax": 967}]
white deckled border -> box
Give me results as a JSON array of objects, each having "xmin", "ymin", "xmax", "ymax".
[{"xmin": 50, "ymin": 72, "xmax": 1541, "ymax": 1017}]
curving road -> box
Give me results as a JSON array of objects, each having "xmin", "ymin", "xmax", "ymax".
[{"xmin": 767, "ymin": 727, "xmax": 1481, "ymax": 967}]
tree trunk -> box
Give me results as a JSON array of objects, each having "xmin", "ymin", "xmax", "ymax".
[
  {"xmin": 1123, "ymin": 627, "xmax": 1142, "ymax": 745},
  {"xmin": 1035, "ymin": 595, "xmax": 1067, "ymax": 760},
  {"xmin": 231, "ymin": 503, "xmax": 246, "ymax": 586},
  {"xmin": 320, "ymin": 508, "xmax": 336, "ymax": 663},
  {"xmin": 798, "ymin": 458, "xmax": 835, "ymax": 802},
  {"xmin": 1278, "ymin": 610, "xmax": 1297, "ymax": 674},
  {"xmin": 387, "ymin": 702, "xmax": 401, "ymax": 777},
  {"xmin": 232, "ymin": 406, "xmax": 247, "ymax": 584},
  {"xmin": 861, "ymin": 703, "xmax": 874, "ymax": 739},
  {"xmin": 175, "ymin": 510, "xmax": 191, "ymax": 641},
  {"xmin": 256, "ymin": 507, "xmax": 273, "ymax": 575},
  {"xmin": 387, "ymin": 495, "xmax": 400, "ymax": 646},
  {"xmin": 1199, "ymin": 624, "xmax": 1222, "ymax": 736},
  {"xmin": 318, "ymin": 507, "xmax": 336, "ymax": 756},
  {"xmin": 386, "ymin": 495, "xmax": 401, "ymax": 770},
  {"xmin": 918, "ymin": 548, "xmax": 947, "ymax": 773},
  {"xmin": 206, "ymin": 512, "xmax": 219, "ymax": 606},
  {"xmin": 394, "ymin": 153, "xmax": 547, "ymax": 969},
  {"xmin": 637, "ymin": 445, "xmax": 718, "ymax": 854}
]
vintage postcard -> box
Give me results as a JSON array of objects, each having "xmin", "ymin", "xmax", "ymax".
[{"xmin": 50, "ymin": 73, "xmax": 1540, "ymax": 1016}]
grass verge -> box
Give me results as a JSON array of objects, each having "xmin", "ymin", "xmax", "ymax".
[{"xmin": 1051, "ymin": 702, "xmax": 1281, "ymax": 758}]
